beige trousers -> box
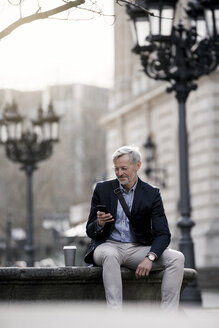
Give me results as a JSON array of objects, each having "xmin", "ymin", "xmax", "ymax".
[{"xmin": 93, "ymin": 240, "xmax": 185, "ymax": 311}]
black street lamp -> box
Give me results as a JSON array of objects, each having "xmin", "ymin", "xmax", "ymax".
[
  {"xmin": 126, "ymin": 0, "xmax": 219, "ymax": 303},
  {"xmin": 0, "ymin": 101, "xmax": 60, "ymax": 267}
]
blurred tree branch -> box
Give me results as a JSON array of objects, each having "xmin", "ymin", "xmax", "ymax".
[{"xmin": 0, "ymin": 0, "xmax": 87, "ymax": 40}]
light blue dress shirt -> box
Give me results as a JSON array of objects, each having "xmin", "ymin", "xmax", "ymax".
[{"xmin": 109, "ymin": 179, "xmax": 138, "ymax": 243}]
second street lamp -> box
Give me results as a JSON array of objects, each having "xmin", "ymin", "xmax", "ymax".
[
  {"xmin": 0, "ymin": 101, "xmax": 60, "ymax": 267},
  {"xmin": 126, "ymin": 0, "xmax": 219, "ymax": 303}
]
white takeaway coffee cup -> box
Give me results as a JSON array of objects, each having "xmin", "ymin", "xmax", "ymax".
[{"xmin": 63, "ymin": 246, "xmax": 77, "ymax": 266}]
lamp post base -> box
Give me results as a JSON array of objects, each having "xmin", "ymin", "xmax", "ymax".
[
  {"xmin": 180, "ymin": 280, "xmax": 202, "ymax": 304},
  {"xmin": 24, "ymin": 245, "xmax": 35, "ymax": 267},
  {"xmin": 178, "ymin": 216, "xmax": 202, "ymax": 305}
]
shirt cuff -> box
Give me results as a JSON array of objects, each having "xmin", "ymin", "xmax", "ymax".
[{"xmin": 96, "ymin": 221, "xmax": 103, "ymax": 231}]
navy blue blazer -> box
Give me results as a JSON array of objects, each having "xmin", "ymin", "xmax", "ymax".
[{"xmin": 84, "ymin": 178, "xmax": 171, "ymax": 264}]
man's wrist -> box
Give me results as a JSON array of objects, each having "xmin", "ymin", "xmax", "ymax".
[
  {"xmin": 146, "ymin": 252, "xmax": 157, "ymax": 262},
  {"xmin": 96, "ymin": 221, "xmax": 104, "ymax": 230}
]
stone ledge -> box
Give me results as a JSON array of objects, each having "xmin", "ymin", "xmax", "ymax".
[{"xmin": 0, "ymin": 267, "xmax": 197, "ymax": 302}]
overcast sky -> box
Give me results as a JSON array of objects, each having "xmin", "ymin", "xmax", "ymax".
[{"xmin": 0, "ymin": 1, "xmax": 114, "ymax": 91}]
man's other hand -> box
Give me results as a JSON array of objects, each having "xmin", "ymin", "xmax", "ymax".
[{"xmin": 135, "ymin": 257, "xmax": 153, "ymax": 279}]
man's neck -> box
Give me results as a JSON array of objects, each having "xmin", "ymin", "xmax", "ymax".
[{"xmin": 122, "ymin": 177, "xmax": 138, "ymax": 192}]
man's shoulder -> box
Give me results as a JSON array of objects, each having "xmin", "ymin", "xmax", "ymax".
[
  {"xmin": 138, "ymin": 178, "xmax": 159, "ymax": 192},
  {"xmin": 95, "ymin": 179, "xmax": 116, "ymax": 189}
]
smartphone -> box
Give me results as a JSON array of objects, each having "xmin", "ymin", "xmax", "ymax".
[{"xmin": 97, "ymin": 205, "xmax": 107, "ymax": 213}]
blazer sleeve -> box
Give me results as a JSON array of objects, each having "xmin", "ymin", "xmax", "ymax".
[
  {"xmin": 86, "ymin": 183, "xmax": 111, "ymax": 240},
  {"xmin": 149, "ymin": 188, "xmax": 171, "ymax": 259}
]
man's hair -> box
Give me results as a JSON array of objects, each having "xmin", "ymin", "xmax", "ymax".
[{"xmin": 112, "ymin": 145, "xmax": 141, "ymax": 165}]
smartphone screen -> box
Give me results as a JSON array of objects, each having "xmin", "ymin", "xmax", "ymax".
[{"xmin": 97, "ymin": 205, "xmax": 107, "ymax": 213}]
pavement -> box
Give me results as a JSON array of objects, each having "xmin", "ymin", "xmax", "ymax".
[
  {"xmin": 0, "ymin": 300, "xmax": 218, "ymax": 328},
  {"xmin": 201, "ymin": 290, "xmax": 219, "ymax": 309},
  {"xmin": 0, "ymin": 289, "xmax": 218, "ymax": 328}
]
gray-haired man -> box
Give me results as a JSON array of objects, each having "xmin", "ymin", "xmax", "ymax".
[{"xmin": 85, "ymin": 145, "xmax": 184, "ymax": 310}]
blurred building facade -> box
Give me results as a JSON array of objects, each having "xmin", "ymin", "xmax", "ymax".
[{"xmin": 100, "ymin": 1, "xmax": 219, "ymax": 278}]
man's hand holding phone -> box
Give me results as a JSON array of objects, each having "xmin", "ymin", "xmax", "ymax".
[{"xmin": 97, "ymin": 205, "xmax": 114, "ymax": 227}]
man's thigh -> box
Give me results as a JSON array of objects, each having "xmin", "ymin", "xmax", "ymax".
[
  {"xmin": 123, "ymin": 244, "xmax": 151, "ymax": 270},
  {"xmin": 124, "ymin": 246, "xmax": 181, "ymax": 271},
  {"xmin": 93, "ymin": 241, "xmax": 123, "ymax": 266}
]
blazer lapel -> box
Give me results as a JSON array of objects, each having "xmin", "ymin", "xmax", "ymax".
[
  {"xmin": 110, "ymin": 179, "xmax": 118, "ymax": 220},
  {"xmin": 131, "ymin": 178, "xmax": 145, "ymax": 215}
]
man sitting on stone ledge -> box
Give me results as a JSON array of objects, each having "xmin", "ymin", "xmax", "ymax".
[{"xmin": 84, "ymin": 145, "xmax": 184, "ymax": 311}]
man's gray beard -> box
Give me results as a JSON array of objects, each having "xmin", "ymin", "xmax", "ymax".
[
  {"xmin": 119, "ymin": 172, "xmax": 136, "ymax": 186},
  {"xmin": 120, "ymin": 179, "xmax": 128, "ymax": 185}
]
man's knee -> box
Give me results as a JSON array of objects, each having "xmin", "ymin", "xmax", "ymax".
[
  {"xmin": 94, "ymin": 245, "xmax": 120, "ymax": 265},
  {"xmin": 171, "ymin": 250, "xmax": 185, "ymax": 269},
  {"xmin": 178, "ymin": 251, "xmax": 185, "ymax": 265},
  {"xmin": 163, "ymin": 249, "xmax": 185, "ymax": 269}
]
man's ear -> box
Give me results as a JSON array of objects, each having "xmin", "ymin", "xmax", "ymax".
[{"xmin": 136, "ymin": 161, "xmax": 141, "ymax": 171}]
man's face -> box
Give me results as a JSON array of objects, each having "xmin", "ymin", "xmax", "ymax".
[{"xmin": 113, "ymin": 154, "xmax": 141, "ymax": 188}]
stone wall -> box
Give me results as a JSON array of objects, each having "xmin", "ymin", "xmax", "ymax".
[{"xmin": 0, "ymin": 267, "xmax": 196, "ymax": 302}]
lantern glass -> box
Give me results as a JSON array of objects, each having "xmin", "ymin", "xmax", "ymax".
[
  {"xmin": 190, "ymin": 14, "xmax": 207, "ymax": 40},
  {"xmin": 16, "ymin": 121, "xmax": 22, "ymax": 140},
  {"xmin": 51, "ymin": 121, "xmax": 59, "ymax": 141},
  {"xmin": 135, "ymin": 17, "xmax": 150, "ymax": 46},
  {"xmin": 43, "ymin": 102, "xmax": 60, "ymax": 142},
  {"xmin": 205, "ymin": 7, "xmax": 219, "ymax": 39},
  {"xmin": 130, "ymin": 19, "xmax": 138, "ymax": 46},
  {"xmin": 3, "ymin": 102, "xmax": 23, "ymax": 141},
  {"xmin": 0, "ymin": 121, "xmax": 8, "ymax": 143},
  {"xmin": 43, "ymin": 122, "xmax": 51, "ymax": 141},
  {"xmin": 205, "ymin": 8, "xmax": 214, "ymax": 37},
  {"xmin": 197, "ymin": 18, "xmax": 207, "ymax": 39},
  {"xmin": 162, "ymin": 7, "xmax": 174, "ymax": 36},
  {"xmin": 149, "ymin": 6, "xmax": 174, "ymax": 37},
  {"xmin": 149, "ymin": 9, "xmax": 160, "ymax": 35},
  {"xmin": 7, "ymin": 123, "xmax": 15, "ymax": 140},
  {"xmin": 33, "ymin": 124, "xmax": 43, "ymax": 142},
  {"xmin": 215, "ymin": 9, "xmax": 219, "ymax": 37}
]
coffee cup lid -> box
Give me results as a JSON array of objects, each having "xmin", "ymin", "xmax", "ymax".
[{"xmin": 63, "ymin": 246, "xmax": 77, "ymax": 250}]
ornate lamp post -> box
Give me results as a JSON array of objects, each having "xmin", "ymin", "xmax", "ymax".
[
  {"xmin": 0, "ymin": 101, "xmax": 60, "ymax": 267},
  {"xmin": 126, "ymin": 0, "xmax": 219, "ymax": 303}
]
